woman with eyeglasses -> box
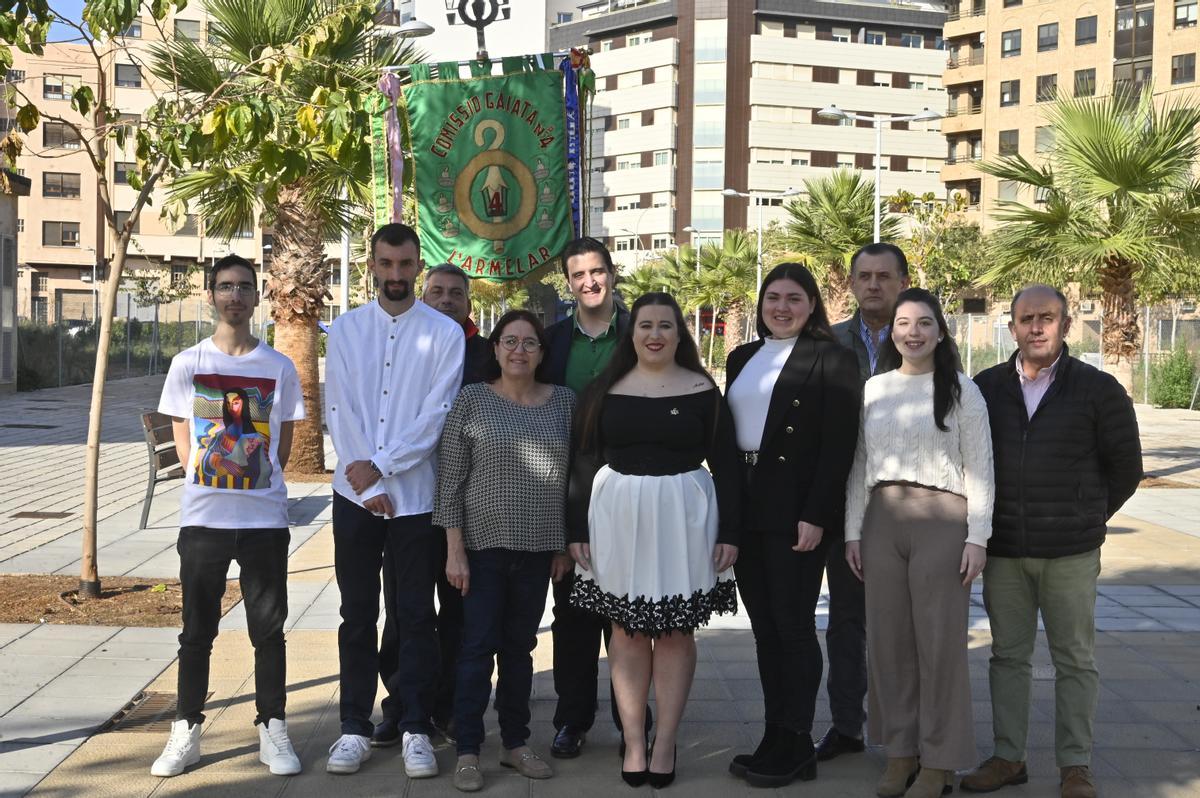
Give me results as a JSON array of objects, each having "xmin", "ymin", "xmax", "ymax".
[{"xmin": 433, "ymin": 309, "xmax": 576, "ymax": 792}]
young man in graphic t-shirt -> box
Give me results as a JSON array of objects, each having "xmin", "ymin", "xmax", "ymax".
[{"xmin": 152, "ymin": 254, "xmax": 306, "ymax": 778}]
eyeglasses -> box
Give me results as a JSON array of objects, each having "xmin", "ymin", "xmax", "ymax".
[
  {"xmin": 498, "ymin": 336, "xmax": 542, "ymax": 353},
  {"xmin": 214, "ymin": 282, "xmax": 256, "ymax": 296}
]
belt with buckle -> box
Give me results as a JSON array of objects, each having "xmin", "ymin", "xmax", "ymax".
[{"xmin": 741, "ymin": 451, "xmax": 759, "ymax": 466}]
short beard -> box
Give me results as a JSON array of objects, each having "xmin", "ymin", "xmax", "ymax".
[{"xmin": 382, "ymin": 280, "xmax": 410, "ymax": 301}]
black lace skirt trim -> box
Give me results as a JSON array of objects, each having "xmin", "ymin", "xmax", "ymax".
[{"xmin": 568, "ymin": 577, "xmax": 738, "ymax": 638}]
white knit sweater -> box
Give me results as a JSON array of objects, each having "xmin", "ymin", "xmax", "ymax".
[{"xmin": 845, "ymin": 369, "xmax": 995, "ymax": 547}]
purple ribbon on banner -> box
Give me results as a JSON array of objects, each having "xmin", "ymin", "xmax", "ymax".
[
  {"xmin": 559, "ymin": 57, "xmax": 582, "ymax": 237},
  {"xmin": 378, "ymin": 72, "xmax": 405, "ymax": 222}
]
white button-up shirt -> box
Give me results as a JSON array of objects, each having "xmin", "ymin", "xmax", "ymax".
[{"xmin": 326, "ymin": 299, "xmax": 465, "ymax": 515}]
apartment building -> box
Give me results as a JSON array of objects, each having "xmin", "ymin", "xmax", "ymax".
[
  {"xmin": 942, "ymin": 0, "xmax": 1200, "ymax": 230},
  {"xmin": 6, "ymin": 7, "xmax": 346, "ymax": 325},
  {"xmin": 549, "ymin": 0, "xmax": 949, "ymax": 267}
]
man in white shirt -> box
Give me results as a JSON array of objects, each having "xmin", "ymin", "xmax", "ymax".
[
  {"xmin": 324, "ymin": 223, "xmax": 465, "ymax": 778},
  {"xmin": 153, "ymin": 254, "xmax": 305, "ymax": 779}
]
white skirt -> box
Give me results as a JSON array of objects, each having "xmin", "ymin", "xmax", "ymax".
[{"xmin": 569, "ymin": 465, "xmax": 737, "ymax": 636}]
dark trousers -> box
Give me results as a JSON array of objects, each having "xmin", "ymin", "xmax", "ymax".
[
  {"xmin": 454, "ymin": 548, "xmax": 552, "ymax": 755},
  {"xmin": 332, "ymin": 492, "xmax": 440, "ymax": 737},
  {"xmin": 824, "ymin": 535, "xmax": 868, "ymax": 737},
  {"xmin": 736, "ymin": 529, "xmax": 830, "ymax": 737},
  {"xmin": 176, "ymin": 526, "xmax": 290, "ymax": 726},
  {"xmin": 380, "ymin": 527, "xmax": 463, "ymax": 726}
]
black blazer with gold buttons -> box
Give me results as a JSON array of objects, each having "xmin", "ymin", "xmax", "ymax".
[{"xmin": 725, "ymin": 335, "xmax": 862, "ymax": 537}]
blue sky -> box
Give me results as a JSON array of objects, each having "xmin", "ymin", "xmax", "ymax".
[{"xmin": 49, "ymin": 0, "xmax": 87, "ymax": 43}]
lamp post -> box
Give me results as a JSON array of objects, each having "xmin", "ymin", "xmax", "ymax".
[
  {"xmin": 682, "ymin": 224, "xmax": 699, "ymax": 341},
  {"xmin": 720, "ymin": 186, "xmax": 801, "ymax": 296},
  {"xmin": 816, "ymin": 104, "xmax": 944, "ymax": 242}
]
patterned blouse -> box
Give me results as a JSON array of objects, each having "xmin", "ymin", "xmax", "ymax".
[{"xmin": 433, "ymin": 382, "xmax": 576, "ymax": 552}]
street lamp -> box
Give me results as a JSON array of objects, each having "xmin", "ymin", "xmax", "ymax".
[
  {"xmin": 395, "ymin": 18, "xmax": 435, "ymax": 37},
  {"xmin": 817, "ymin": 104, "xmax": 943, "ymax": 242},
  {"xmin": 721, "ymin": 186, "xmax": 801, "ymax": 297},
  {"xmin": 682, "ymin": 225, "xmax": 700, "ymax": 344}
]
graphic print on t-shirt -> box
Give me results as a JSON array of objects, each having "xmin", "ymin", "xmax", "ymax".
[{"xmin": 191, "ymin": 373, "xmax": 276, "ymax": 490}]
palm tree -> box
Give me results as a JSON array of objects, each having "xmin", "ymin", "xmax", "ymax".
[
  {"xmin": 782, "ymin": 169, "xmax": 902, "ymax": 322},
  {"xmin": 979, "ymin": 90, "xmax": 1200, "ymax": 394},
  {"xmin": 658, "ymin": 244, "xmax": 701, "ymax": 334},
  {"xmin": 702, "ymin": 230, "xmax": 757, "ymax": 351},
  {"xmin": 618, "ymin": 262, "xmax": 667, "ymax": 305},
  {"xmin": 146, "ymin": 0, "xmax": 418, "ymax": 472}
]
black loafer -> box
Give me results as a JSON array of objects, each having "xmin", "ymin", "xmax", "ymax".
[
  {"xmin": 371, "ymin": 717, "xmax": 402, "ymax": 748},
  {"xmin": 814, "ymin": 727, "xmax": 865, "ymax": 762},
  {"xmin": 551, "ymin": 726, "xmax": 586, "ymax": 759}
]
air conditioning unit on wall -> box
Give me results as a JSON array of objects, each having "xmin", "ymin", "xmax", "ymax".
[{"xmin": 1079, "ymin": 300, "xmax": 1095, "ymax": 313}]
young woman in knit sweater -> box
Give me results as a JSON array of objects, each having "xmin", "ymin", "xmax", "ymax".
[{"xmin": 844, "ymin": 287, "xmax": 995, "ymax": 798}]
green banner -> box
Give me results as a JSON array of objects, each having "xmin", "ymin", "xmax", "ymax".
[{"xmin": 403, "ymin": 58, "xmax": 571, "ymax": 280}]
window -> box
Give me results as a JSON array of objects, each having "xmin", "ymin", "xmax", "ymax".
[
  {"xmin": 555, "ymin": 11, "xmax": 573, "ymax": 23},
  {"xmin": 812, "ymin": 66, "xmax": 839, "ymax": 83},
  {"xmin": 32, "ymin": 296, "xmax": 47, "ymax": 323},
  {"xmin": 43, "ymin": 121, "xmax": 81, "ymax": 149},
  {"xmin": 231, "ymin": 222, "xmax": 254, "ymax": 239},
  {"xmin": 911, "ymin": 79, "xmax": 926, "ymax": 90},
  {"xmin": 1076, "ymin": 15, "xmax": 1097, "ymax": 44},
  {"xmin": 616, "ymin": 116, "xmax": 631, "ymax": 130},
  {"xmin": 1003, "ymin": 0, "xmax": 1021, "ymax": 5},
  {"xmin": 693, "ymin": 160, "xmax": 725, "ymax": 189},
  {"xmin": 42, "ymin": 73, "xmax": 79, "ymax": 100},
  {"xmin": 864, "ymin": 30, "xmax": 885, "ymax": 45},
  {"xmin": 934, "ymin": 35, "xmax": 945, "ymax": 50},
  {"xmin": 42, "ymin": 221, "xmax": 80, "ymax": 247},
  {"xmin": 121, "ymin": 18, "xmax": 142, "ymax": 37},
  {"xmin": 615, "ymin": 197, "xmax": 639, "ymax": 210},
  {"xmin": 174, "ymin": 19, "xmax": 202, "ymax": 41},
  {"xmin": 114, "ymin": 211, "xmax": 139, "ymax": 233},
  {"xmin": 600, "ymin": 40, "xmax": 612, "ymax": 51},
  {"xmin": 900, "ymin": 33, "xmax": 923, "ymax": 48},
  {"xmin": 836, "ymin": 154, "xmax": 854, "ymax": 168},
  {"xmin": 694, "ymin": 121, "xmax": 723, "ymax": 147},
  {"xmin": 1035, "ymin": 126, "xmax": 1055, "ymax": 153},
  {"xmin": 34, "ymin": 272, "xmax": 47, "ymax": 292},
  {"xmin": 1000, "ymin": 80, "xmax": 1020, "ymax": 106},
  {"xmin": 43, "ymin": 172, "xmax": 80, "ymax": 198},
  {"xmin": 695, "ymin": 79, "xmax": 725, "ymax": 104},
  {"xmin": 653, "ymin": 150, "xmax": 670, "ymax": 166},
  {"xmin": 1074, "ymin": 68, "xmax": 1096, "ymax": 96},
  {"xmin": 1173, "ymin": 53, "xmax": 1196, "ymax": 84},
  {"xmin": 1001, "ymin": 30, "xmax": 1021, "ymax": 58},
  {"xmin": 174, "ymin": 214, "xmax": 199, "ymax": 236},
  {"xmin": 998, "ymin": 129, "xmax": 1019, "ymax": 155},
  {"xmin": 792, "ymin": 156, "xmax": 809, "ymax": 166},
  {"xmin": 1177, "ymin": 0, "xmax": 1198, "ymax": 28},
  {"xmin": 831, "ymin": 27, "xmax": 851, "ymax": 42},
  {"xmin": 614, "ymin": 238, "xmax": 633, "ymax": 252},
  {"xmin": 115, "ymin": 64, "xmax": 141, "ymax": 88},
  {"xmin": 615, "ymin": 156, "xmax": 637, "ymax": 171},
  {"xmin": 114, "ymin": 162, "xmax": 135, "ymax": 184},
  {"xmin": 627, "ymin": 32, "xmax": 650, "ymax": 46},
  {"xmin": 998, "ymin": 180, "xmax": 1020, "ymax": 201},
  {"xmin": 1036, "ymin": 74, "xmax": 1057, "ymax": 102},
  {"xmin": 652, "ymin": 236, "xmax": 669, "ymax": 249},
  {"xmin": 1037, "ymin": 23, "xmax": 1058, "ymax": 51},
  {"xmin": 6, "ymin": 69, "xmax": 24, "ymax": 82}
]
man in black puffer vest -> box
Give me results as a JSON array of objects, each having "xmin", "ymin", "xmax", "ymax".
[{"xmin": 962, "ymin": 285, "xmax": 1142, "ymax": 798}]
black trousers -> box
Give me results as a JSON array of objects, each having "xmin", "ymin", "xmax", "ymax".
[
  {"xmin": 735, "ymin": 529, "xmax": 830, "ymax": 736},
  {"xmin": 332, "ymin": 492, "xmax": 440, "ymax": 737},
  {"xmin": 380, "ymin": 527, "xmax": 463, "ymax": 726},
  {"xmin": 176, "ymin": 526, "xmax": 290, "ymax": 726},
  {"xmin": 824, "ymin": 535, "xmax": 868, "ymax": 737}
]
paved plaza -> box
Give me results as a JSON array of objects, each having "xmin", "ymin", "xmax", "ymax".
[{"xmin": 0, "ymin": 379, "xmax": 1198, "ymax": 796}]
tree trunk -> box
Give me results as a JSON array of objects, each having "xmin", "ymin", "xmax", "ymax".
[
  {"xmin": 725, "ymin": 301, "xmax": 747, "ymax": 352},
  {"xmin": 824, "ymin": 263, "xmax": 853, "ymax": 324},
  {"xmin": 269, "ymin": 183, "xmax": 330, "ymax": 475},
  {"xmin": 708, "ymin": 306, "xmax": 721, "ymax": 367},
  {"xmin": 1099, "ymin": 256, "xmax": 1139, "ymax": 396}
]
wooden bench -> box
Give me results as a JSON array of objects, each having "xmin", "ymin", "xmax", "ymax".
[{"xmin": 140, "ymin": 410, "xmax": 185, "ymax": 529}]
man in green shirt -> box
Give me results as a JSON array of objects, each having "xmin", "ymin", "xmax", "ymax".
[{"xmin": 541, "ymin": 237, "xmax": 634, "ymax": 758}]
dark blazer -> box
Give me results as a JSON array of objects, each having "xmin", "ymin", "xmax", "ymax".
[
  {"xmin": 462, "ymin": 331, "xmax": 494, "ymax": 386},
  {"xmin": 543, "ymin": 304, "xmax": 631, "ymax": 387},
  {"xmin": 830, "ymin": 310, "xmax": 878, "ymax": 384},
  {"xmin": 725, "ymin": 335, "xmax": 862, "ymax": 536},
  {"xmin": 973, "ymin": 345, "xmax": 1143, "ymax": 559}
]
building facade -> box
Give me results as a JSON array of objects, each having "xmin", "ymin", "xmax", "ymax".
[{"xmin": 549, "ymin": 0, "xmax": 949, "ymax": 267}]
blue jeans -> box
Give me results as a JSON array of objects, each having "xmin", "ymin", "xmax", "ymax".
[{"xmin": 453, "ymin": 548, "xmax": 552, "ymax": 755}]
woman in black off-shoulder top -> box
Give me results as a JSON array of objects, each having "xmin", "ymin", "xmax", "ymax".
[{"xmin": 566, "ymin": 292, "xmax": 740, "ymax": 788}]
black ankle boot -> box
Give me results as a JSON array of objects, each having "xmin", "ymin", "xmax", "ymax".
[
  {"xmin": 729, "ymin": 723, "xmax": 780, "ymax": 778},
  {"xmin": 743, "ymin": 729, "xmax": 817, "ymax": 788}
]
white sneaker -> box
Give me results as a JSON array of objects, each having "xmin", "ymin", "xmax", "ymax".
[
  {"xmin": 326, "ymin": 733, "xmax": 371, "ymax": 774},
  {"xmin": 151, "ymin": 719, "xmax": 202, "ymax": 777},
  {"xmin": 402, "ymin": 732, "xmax": 439, "ymax": 778},
  {"xmin": 258, "ymin": 718, "xmax": 302, "ymax": 775}
]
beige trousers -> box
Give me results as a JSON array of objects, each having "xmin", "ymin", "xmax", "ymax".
[{"xmin": 862, "ymin": 483, "xmax": 976, "ymax": 770}]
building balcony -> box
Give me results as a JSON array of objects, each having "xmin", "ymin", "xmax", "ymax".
[
  {"xmin": 941, "ymin": 105, "xmax": 984, "ymax": 135},
  {"xmin": 941, "ymin": 158, "xmax": 982, "ymax": 183},
  {"xmin": 944, "ymin": 4, "xmax": 987, "ymax": 37},
  {"xmin": 944, "ymin": 52, "xmax": 984, "ymax": 87}
]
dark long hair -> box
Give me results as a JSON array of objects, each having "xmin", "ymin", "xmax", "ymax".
[
  {"xmin": 575, "ymin": 292, "xmax": 711, "ymax": 453},
  {"xmin": 481, "ymin": 309, "xmax": 549, "ymax": 383},
  {"xmin": 755, "ymin": 262, "xmax": 834, "ymax": 341},
  {"xmin": 221, "ymin": 388, "xmax": 261, "ymax": 436},
  {"xmin": 877, "ymin": 287, "xmax": 963, "ymax": 431}
]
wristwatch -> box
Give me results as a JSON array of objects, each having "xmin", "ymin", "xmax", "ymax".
[{"xmin": 369, "ymin": 461, "xmax": 383, "ymax": 477}]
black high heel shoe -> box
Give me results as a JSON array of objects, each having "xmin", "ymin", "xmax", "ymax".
[
  {"xmin": 648, "ymin": 745, "xmax": 676, "ymax": 788},
  {"xmin": 621, "ymin": 740, "xmax": 650, "ymax": 787}
]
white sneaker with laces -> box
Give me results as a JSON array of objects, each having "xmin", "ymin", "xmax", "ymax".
[
  {"xmin": 402, "ymin": 731, "xmax": 439, "ymax": 778},
  {"xmin": 151, "ymin": 719, "xmax": 202, "ymax": 777},
  {"xmin": 258, "ymin": 718, "xmax": 302, "ymax": 775},
  {"xmin": 326, "ymin": 733, "xmax": 371, "ymax": 774}
]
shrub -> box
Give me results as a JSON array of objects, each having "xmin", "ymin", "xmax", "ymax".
[{"xmin": 1150, "ymin": 345, "xmax": 1197, "ymax": 409}]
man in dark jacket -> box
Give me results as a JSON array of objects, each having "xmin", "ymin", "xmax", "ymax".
[
  {"xmin": 820, "ymin": 243, "xmax": 909, "ymax": 761},
  {"xmin": 963, "ymin": 285, "xmax": 1142, "ymax": 798}
]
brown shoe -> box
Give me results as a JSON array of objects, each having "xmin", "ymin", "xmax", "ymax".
[
  {"xmin": 1061, "ymin": 765, "xmax": 1096, "ymax": 798},
  {"xmin": 877, "ymin": 757, "xmax": 919, "ymax": 797},
  {"xmin": 904, "ymin": 767, "xmax": 952, "ymax": 798},
  {"xmin": 960, "ymin": 756, "xmax": 1029, "ymax": 792},
  {"xmin": 500, "ymin": 746, "xmax": 553, "ymax": 780}
]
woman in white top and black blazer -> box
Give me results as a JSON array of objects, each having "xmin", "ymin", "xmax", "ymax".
[{"xmin": 722, "ymin": 263, "xmax": 861, "ymax": 788}]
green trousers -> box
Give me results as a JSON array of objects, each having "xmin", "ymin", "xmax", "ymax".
[{"xmin": 981, "ymin": 549, "xmax": 1101, "ymax": 768}]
